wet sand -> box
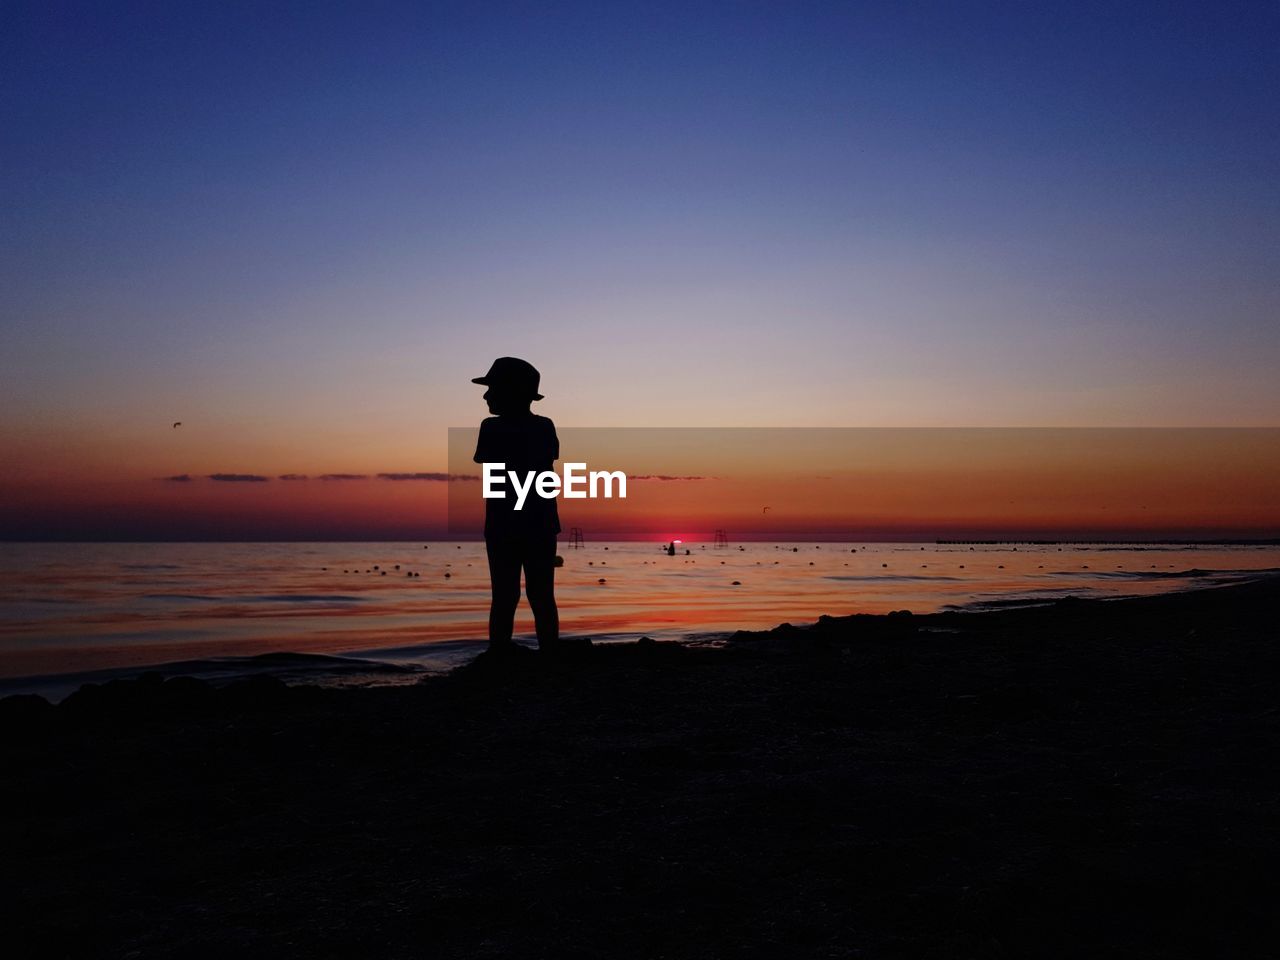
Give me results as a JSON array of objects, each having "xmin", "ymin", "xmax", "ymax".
[{"xmin": 3, "ymin": 576, "xmax": 1278, "ymax": 958}]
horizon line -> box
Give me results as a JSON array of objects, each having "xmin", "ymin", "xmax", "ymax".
[{"xmin": 4, "ymin": 537, "xmax": 1279, "ymax": 546}]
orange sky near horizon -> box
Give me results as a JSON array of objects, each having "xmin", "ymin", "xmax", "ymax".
[{"xmin": 4, "ymin": 428, "xmax": 1273, "ymax": 541}]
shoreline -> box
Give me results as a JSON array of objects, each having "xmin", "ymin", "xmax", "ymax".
[
  {"xmin": 4, "ymin": 566, "xmax": 1277, "ymax": 705},
  {"xmin": 4, "ymin": 573, "xmax": 1279, "ymax": 957}
]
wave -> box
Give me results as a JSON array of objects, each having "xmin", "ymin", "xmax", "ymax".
[
  {"xmin": 350, "ymin": 638, "xmax": 490, "ymax": 660},
  {"xmin": 0, "ymin": 650, "xmax": 420, "ymax": 703},
  {"xmin": 946, "ymin": 587, "xmax": 1107, "ymax": 611},
  {"xmin": 824, "ymin": 575, "xmax": 963, "ymax": 583},
  {"xmin": 141, "ymin": 593, "xmax": 369, "ymax": 603},
  {"xmin": 1042, "ymin": 567, "xmax": 1280, "ymax": 581}
]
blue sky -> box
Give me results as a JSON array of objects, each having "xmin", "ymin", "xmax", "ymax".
[{"xmin": 3, "ymin": 0, "xmax": 1278, "ymax": 485}]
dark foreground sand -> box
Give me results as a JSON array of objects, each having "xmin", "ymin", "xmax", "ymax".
[{"xmin": 3, "ymin": 578, "xmax": 1279, "ymax": 959}]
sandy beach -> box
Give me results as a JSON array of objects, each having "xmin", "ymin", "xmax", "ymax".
[{"xmin": 3, "ymin": 574, "xmax": 1278, "ymax": 958}]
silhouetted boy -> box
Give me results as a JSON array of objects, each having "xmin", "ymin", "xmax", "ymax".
[{"xmin": 472, "ymin": 357, "xmax": 560, "ymax": 653}]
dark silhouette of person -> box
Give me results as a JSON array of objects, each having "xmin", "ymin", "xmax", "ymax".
[{"xmin": 472, "ymin": 357, "xmax": 560, "ymax": 654}]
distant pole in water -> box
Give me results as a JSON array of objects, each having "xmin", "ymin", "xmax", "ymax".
[
  {"xmin": 568, "ymin": 527, "xmax": 584, "ymax": 549},
  {"xmin": 713, "ymin": 529, "xmax": 729, "ymax": 549}
]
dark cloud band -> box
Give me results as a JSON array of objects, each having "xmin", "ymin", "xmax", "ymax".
[{"xmin": 377, "ymin": 472, "xmax": 476, "ymax": 482}]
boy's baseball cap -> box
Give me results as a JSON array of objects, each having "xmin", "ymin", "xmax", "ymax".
[{"xmin": 471, "ymin": 357, "xmax": 544, "ymax": 400}]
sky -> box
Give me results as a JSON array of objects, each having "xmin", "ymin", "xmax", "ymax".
[
  {"xmin": 2, "ymin": 1, "xmax": 1278, "ymax": 539},
  {"xmin": 443, "ymin": 428, "xmax": 1280, "ymax": 542}
]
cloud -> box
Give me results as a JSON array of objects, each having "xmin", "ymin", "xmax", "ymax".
[
  {"xmin": 164, "ymin": 470, "xmax": 478, "ymax": 483},
  {"xmin": 630, "ymin": 474, "xmax": 714, "ymax": 481},
  {"xmin": 377, "ymin": 472, "xmax": 475, "ymax": 482}
]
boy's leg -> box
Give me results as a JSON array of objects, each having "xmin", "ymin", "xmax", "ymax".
[
  {"xmin": 485, "ymin": 536, "xmax": 522, "ymax": 647},
  {"xmin": 523, "ymin": 533, "xmax": 559, "ymax": 650}
]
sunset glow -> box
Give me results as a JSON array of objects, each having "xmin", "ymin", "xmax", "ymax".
[{"xmin": 3, "ymin": 4, "xmax": 1278, "ymax": 541}]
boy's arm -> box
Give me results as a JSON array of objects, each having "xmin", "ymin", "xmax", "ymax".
[{"xmin": 473, "ymin": 418, "xmax": 495, "ymax": 464}]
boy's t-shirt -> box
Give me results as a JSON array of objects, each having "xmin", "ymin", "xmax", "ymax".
[{"xmin": 473, "ymin": 413, "xmax": 561, "ymax": 538}]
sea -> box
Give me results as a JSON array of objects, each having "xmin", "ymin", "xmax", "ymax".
[{"xmin": 2, "ymin": 540, "xmax": 1277, "ymax": 700}]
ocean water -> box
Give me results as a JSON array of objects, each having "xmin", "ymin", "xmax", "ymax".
[{"xmin": 2, "ymin": 541, "xmax": 1277, "ymax": 699}]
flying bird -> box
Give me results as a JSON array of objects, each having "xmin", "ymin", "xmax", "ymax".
[
  {"xmin": 172, "ymin": 421, "xmax": 182, "ymax": 429},
  {"xmin": 762, "ymin": 506, "xmax": 771, "ymax": 514}
]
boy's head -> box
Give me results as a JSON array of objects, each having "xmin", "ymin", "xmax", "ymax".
[{"xmin": 472, "ymin": 357, "xmax": 543, "ymax": 415}]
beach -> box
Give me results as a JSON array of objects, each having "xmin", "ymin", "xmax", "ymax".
[
  {"xmin": 9, "ymin": 1, "xmax": 1280, "ymax": 956},
  {"xmin": 4, "ymin": 540, "xmax": 1279, "ymax": 696},
  {"xmin": 4, "ymin": 574, "xmax": 1278, "ymax": 958}
]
